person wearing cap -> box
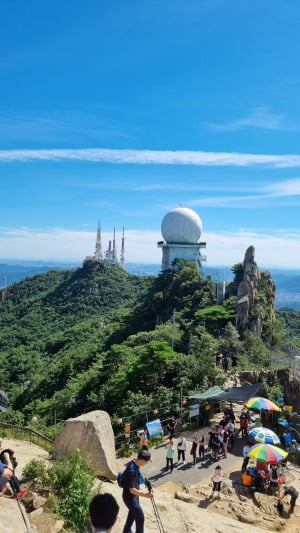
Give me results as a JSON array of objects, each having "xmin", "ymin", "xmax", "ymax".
[
  {"xmin": 89, "ymin": 493, "xmax": 119, "ymax": 533},
  {"xmin": 122, "ymin": 450, "xmax": 153, "ymax": 533}
]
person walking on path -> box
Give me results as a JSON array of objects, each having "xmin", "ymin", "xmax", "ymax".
[
  {"xmin": 177, "ymin": 433, "xmax": 187, "ymax": 465},
  {"xmin": 212, "ymin": 465, "xmax": 223, "ymax": 497},
  {"xmin": 198, "ymin": 434, "xmax": 206, "ymax": 460},
  {"xmin": 221, "ymin": 354, "xmax": 228, "ymax": 372},
  {"xmin": 190, "ymin": 437, "xmax": 198, "ymax": 466},
  {"xmin": 165, "ymin": 439, "xmax": 174, "ymax": 473},
  {"xmin": 241, "ymin": 441, "xmax": 251, "ymax": 472},
  {"xmin": 122, "ymin": 449, "xmax": 154, "ymax": 533},
  {"xmin": 166, "ymin": 417, "xmax": 176, "ymax": 439}
]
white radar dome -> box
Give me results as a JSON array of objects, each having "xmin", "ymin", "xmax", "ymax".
[{"xmin": 161, "ymin": 207, "xmax": 202, "ymax": 244}]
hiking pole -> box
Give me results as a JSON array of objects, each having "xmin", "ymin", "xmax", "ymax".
[
  {"xmin": 9, "ymin": 482, "xmax": 32, "ymax": 533},
  {"xmin": 145, "ymin": 478, "xmax": 166, "ymax": 533}
]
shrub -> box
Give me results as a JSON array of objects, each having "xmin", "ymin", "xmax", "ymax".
[{"xmin": 22, "ymin": 450, "xmax": 97, "ymax": 532}]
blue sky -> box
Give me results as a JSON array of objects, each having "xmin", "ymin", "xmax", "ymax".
[{"xmin": 1, "ymin": 0, "xmax": 300, "ymax": 267}]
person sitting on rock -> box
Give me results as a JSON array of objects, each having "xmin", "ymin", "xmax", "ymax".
[
  {"xmin": 0, "ymin": 460, "xmax": 13, "ymax": 493},
  {"xmin": 0, "ymin": 448, "xmax": 26, "ymax": 498}
]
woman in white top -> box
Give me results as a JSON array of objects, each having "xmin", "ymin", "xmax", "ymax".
[{"xmin": 212, "ymin": 465, "xmax": 222, "ymax": 496}]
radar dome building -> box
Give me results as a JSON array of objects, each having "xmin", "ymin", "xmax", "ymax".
[{"xmin": 158, "ymin": 206, "xmax": 206, "ymax": 270}]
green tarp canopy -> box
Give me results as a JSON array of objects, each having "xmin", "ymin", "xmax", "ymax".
[
  {"xmin": 188, "ymin": 382, "xmax": 263, "ymax": 403},
  {"xmin": 188, "ymin": 386, "xmax": 223, "ymax": 401}
]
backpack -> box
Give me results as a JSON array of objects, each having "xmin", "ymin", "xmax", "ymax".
[
  {"xmin": 117, "ymin": 471, "xmax": 125, "ymax": 488},
  {"xmin": 117, "ymin": 462, "xmax": 144, "ymax": 488}
]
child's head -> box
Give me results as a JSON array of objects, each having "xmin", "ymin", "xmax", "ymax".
[{"xmin": 215, "ymin": 465, "xmax": 221, "ymax": 470}]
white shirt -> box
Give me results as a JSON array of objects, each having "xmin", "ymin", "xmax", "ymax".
[{"xmin": 177, "ymin": 437, "xmax": 186, "ymax": 450}]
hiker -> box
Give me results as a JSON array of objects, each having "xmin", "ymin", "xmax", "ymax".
[
  {"xmin": 89, "ymin": 493, "xmax": 119, "ymax": 533},
  {"xmin": 212, "ymin": 465, "xmax": 222, "ymax": 496},
  {"xmin": 215, "ymin": 353, "xmax": 222, "ymax": 366},
  {"xmin": 166, "ymin": 417, "xmax": 176, "ymax": 439},
  {"xmin": 139, "ymin": 429, "xmax": 149, "ymax": 450},
  {"xmin": 211, "ymin": 431, "xmax": 221, "ymax": 460},
  {"xmin": 0, "ymin": 448, "xmax": 26, "ymax": 498},
  {"xmin": 198, "ymin": 434, "xmax": 206, "ymax": 460},
  {"xmin": 283, "ymin": 484, "xmax": 299, "ymax": 513},
  {"xmin": 238, "ymin": 413, "xmax": 248, "ymax": 437},
  {"xmin": 190, "ymin": 436, "xmax": 198, "ymax": 466},
  {"xmin": 241, "ymin": 441, "xmax": 251, "ymax": 472},
  {"xmin": 221, "ymin": 354, "xmax": 228, "ymax": 372},
  {"xmin": 269, "ymin": 464, "xmax": 279, "ymax": 494},
  {"xmin": 165, "ymin": 439, "xmax": 174, "ymax": 473},
  {"xmin": 0, "ymin": 460, "xmax": 13, "ymax": 493},
  {"xmin": 231, "ymin": 354, "xmax": 238, "ymax": 367},
  {"xmin": 177, "ymin": 433, "xmax": 187, "ymax": 465},
  {"xmin": 122, "ymin": 449, "xmax": 153, "ymax": 533},
  {"xmin": 221, "ymin": 427, "xmax": 229, "ymax": 458}
]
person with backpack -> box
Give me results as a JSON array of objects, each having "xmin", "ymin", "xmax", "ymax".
[{"xmin": 121, "ymin": 449, "xmax": 153, "ymax": 533}]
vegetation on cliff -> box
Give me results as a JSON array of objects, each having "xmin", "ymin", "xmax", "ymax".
[{"xmin": 0, "ymin": 257, "xmax": 294, "ymax": 434}]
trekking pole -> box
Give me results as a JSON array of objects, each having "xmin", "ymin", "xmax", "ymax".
[
  {"xmin": 9, "ymin": 482, "xmax": 32, "ymax": 533},
  {"xmin": 144, "ymin": 478, "xmax": 166, "ymax": 533}
]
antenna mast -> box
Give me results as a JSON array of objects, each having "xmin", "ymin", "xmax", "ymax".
[
  {"xmin": 112, "ymin": 227, "xmax": 116, "ymax": 262},
  {"xmin": 120, "ymin": 226, "xmax": 125, "ymax": 268},
  {"xmin": 94, "ymin": 221, "xmax": 103, "ymax": 260}
]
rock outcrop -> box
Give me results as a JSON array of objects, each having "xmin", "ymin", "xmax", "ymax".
[
  {"xmin": 52, "ymin": 410, "xmax": 117, "ymax": 480},
  {"xmin": 231, "ymin": 246, "xmax": 275, "ymax": 338}
]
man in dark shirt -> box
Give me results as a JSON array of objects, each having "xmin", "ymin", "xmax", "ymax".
[{"xmin": 122, "ymin": 449, "xmax": 153, "ymax": 533}]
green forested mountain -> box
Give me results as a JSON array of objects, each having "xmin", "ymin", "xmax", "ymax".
[{"xmin": 0, "ymin": 259, "xmax": 287, "ymax": 434}]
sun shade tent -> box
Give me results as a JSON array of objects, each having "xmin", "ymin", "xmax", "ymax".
[
  {"xmin": 188, "ymin": 382, "xmax": 263, "ymax": 403},
  {"xmin": 188, "ymin": 386, "xmax": 223, "ymax": 401}
]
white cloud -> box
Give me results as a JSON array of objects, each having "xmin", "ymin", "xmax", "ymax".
[
  {"xmin": 207, "ymin": 107, "xmax": 286, "ymax": 131},
  {"xmin": 2, "ymin": 147, "xmax": 300, "ymax": 168},
  {"xmin": 264, "ymin": 178, "xmax": 300, "ymax": 196},
  {"xmin": 0, "ymin": 226, "xmax": 299, "ymax": 268}
]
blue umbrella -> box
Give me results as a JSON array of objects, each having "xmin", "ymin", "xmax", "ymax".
[{"xmin": 249, "ymin": 426, "xmax": 280, "ymax": 445}]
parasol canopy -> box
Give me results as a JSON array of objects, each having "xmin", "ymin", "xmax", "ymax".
[
  {"xmin": 248, "ymin": 426, "xmax": 281, "ymax": 445},
  {"xmin": 245, "ymin": 397, "xmax": 281, "ymax": 412},
  {"xmin": 246, "ymin": 443, "xmax": 288, "ymax": 463}
]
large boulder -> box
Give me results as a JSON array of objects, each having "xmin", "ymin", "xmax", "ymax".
[{"xmin": 52, "ymin": 410, "xmax": 117, "ymax": 480}]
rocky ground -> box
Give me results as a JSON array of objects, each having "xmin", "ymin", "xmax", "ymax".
[{"xmin": 0, "ymin": 433, "xmax": 299, "ymax": 533}]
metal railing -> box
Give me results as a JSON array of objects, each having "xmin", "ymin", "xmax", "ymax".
[{"xmin": 0, "ymin": 422, "xmax": 53, "ymax": 449}]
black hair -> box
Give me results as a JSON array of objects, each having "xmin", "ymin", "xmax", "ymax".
[{"xmin": 89, "ymin": 493, "xmax": 119, "ymax": 530}]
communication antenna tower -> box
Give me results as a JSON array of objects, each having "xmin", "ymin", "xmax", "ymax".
[
  {"xmin": 112, "ymin": 227, "xmax": 116, "ymax": 262},
  {"xmin": 94, "ymin": 221, "xmax": 103, "ymax": 260},
  {"xmin": 120, "ymin": 227, "xmax": 125, "ymax": 268}
]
